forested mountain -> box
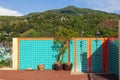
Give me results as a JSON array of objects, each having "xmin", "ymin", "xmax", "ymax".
[{"xmin": 0, "ymin": 6, "xmax": 119, "ymax": 41}]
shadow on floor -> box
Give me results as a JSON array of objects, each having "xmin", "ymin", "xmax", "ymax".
[{"xmin": 90, "ymin": 73, "xmax": 118, "ymax": 80}]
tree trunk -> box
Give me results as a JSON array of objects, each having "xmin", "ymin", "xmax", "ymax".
[
  {"xmin": 68, "ymin": 41, "xmax": 70, "ymax": 63},
  {"xmin": 58, "ymin": 54, "xmax": 63, "ymax": 62}
]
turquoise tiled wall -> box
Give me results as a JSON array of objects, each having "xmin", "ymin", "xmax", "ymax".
[
  {"xmin": 77, "ymin": 40, "xmax": 88, "ymax": 72},
  {"xmin": 19, "ymin": 39, "xmax": 119, "ymax": 74},
  {"xmin": 92, "ymin": 40, "xmax": 102, "ymax": 72},
  {"xmin": 70, "ymin": 40, "xmax": 74, "ymax": 71},
  {"xmin": 109, "ymin": 40, "xmax": 118, "ymax": 75},
  {"xmin": 20, "ymin": 40, "xmax": 74, "ymax": 70}
]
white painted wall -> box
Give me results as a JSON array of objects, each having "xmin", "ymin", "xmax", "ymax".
[{"xmin": 12, "ymin": 38, "xmax": 18, "ymax": 70}]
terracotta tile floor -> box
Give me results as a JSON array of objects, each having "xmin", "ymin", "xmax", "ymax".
[
  {"xmin": 0, "ymin": 70, "xmax": 118, "ymax": 80},
  {"xmin": 0, "ymin": 70, "xmax": 88, "ymax": 80}
]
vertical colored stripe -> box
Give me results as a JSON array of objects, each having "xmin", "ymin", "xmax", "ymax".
[
  {"xmin": 68, "ymin": 41, "xmax": 70, "ymax": 62},
  {"xmin": 87, "ymin": 39, "xmax": 89, "ymax": 72},
  {"xmin": 74, "ymin": 39, "xmax": 77, "ymax": 72},
  {"xmin": 76, "ymin": 40, "xmax": 78, "ymax": 72},
  {"xmin": 88, "ymin": 38, "xmax": 92, "ymax": 72},
  {"xmin": 105, "ymin": 39, "xmax": 109, "ymax": 72},
  {"xmin": 102, "ymin": 38, "xmax": 109, "ymax": 72},
  {"xmin": 102, "ymin": 38, "xmax": 105, "ymax": 72},
  {"xmin": 18, "ymin": 39, "xmax": 20, "ymax": 70}
]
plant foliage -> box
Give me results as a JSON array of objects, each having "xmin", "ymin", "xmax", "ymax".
[
  {"xmin": 0, "ymin": 6, "xmax": 119, "ymax": 41},
  {"xmin": 54, "ymin": 27, "xmax": 78, "ymax": 63}
]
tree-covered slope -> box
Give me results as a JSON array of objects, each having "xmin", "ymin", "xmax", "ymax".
[{"xmin": 0, "ymin": 6, "xmax": 120, "ymax": 41}]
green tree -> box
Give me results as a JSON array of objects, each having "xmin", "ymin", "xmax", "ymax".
[
  {"xmin": 54, "ymin": 27, "xmax": 78, "ymax": 63},
  {"xmin": 20, "ymin": 28, "xmax": 39, "ymax": 37}
]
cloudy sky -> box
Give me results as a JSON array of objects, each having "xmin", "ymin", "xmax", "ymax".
[{"xmin": 0, "ymin": 0, "xmax": 120, "ymax": 16}]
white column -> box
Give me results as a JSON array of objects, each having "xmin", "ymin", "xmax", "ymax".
[{"xmin": 12, "ymin": 38, "xmax": 18, "ymax": 70}]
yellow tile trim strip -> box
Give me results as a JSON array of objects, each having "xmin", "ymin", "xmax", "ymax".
[{"xmin": 74, "ymin": 39, "xmax": 77, "ymax": 72}]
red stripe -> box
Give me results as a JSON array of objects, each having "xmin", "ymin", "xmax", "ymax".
[
  {"xmin": 102, "ymin": 39, "xmax": 105, "ymax": 72},
  {"xmin": 105, "ymin": 39, "xmax": 109, "ymax": 72},
  {"xmin": 102, "ymin": 38, "xmax": 109, "ymax": 72}
]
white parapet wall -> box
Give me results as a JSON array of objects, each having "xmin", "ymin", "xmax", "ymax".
[{"xmin": 12, "ymin": 38, "xmax": 18, "ymax": 70}]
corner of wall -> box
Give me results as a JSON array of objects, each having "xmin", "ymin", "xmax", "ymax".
[{"xmin": 12, "ymin": 38, "xmax": 18, "ymax": 70}]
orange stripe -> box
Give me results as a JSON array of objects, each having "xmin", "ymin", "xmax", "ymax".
[
  {"xmin": 18, "ymin": 38, "xmax": 90, "ymax": 40},
  {"xmin": 18, "ymin": 38, "xmax": 106, "ymax": 40},
  {"xmin": 72, "ymin": 38, "xmax": 89, "ymax": 40},
  {"xmin": 17, "ymin": 38, "xmax": 20, "ymax": 70},
  {"xmin": 18, "ymin": 38, "xmax": 54, "ymax": 40},
  {"xmin": 88, "ymin": 38, "xmax": 92, "ymax": 72}
]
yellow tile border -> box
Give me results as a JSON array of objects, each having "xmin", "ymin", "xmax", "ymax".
[
  {"xmin": 73, "ymin": 38, "xmax": 89, "ymax": 72},
  {"xmin": 74, "ymin": 39, "xmax": 77, "ymax": 72},
  {"xmin": 76, "ymin": 40, "xmax": 78, "ymax": 72}
]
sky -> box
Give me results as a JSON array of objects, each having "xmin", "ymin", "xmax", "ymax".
[{"xmin": 0, "ymin": 0, "xmax": 120, "ymax": 16}]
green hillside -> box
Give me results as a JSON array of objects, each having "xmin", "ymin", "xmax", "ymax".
[{"xmin": 0, "ymin": 6, "xmax": 119, "ymax": 41}]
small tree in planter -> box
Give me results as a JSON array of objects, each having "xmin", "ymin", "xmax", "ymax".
[{"xmin": 54, "ymin": 27, "xmax": 78, "ymax": 71}]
